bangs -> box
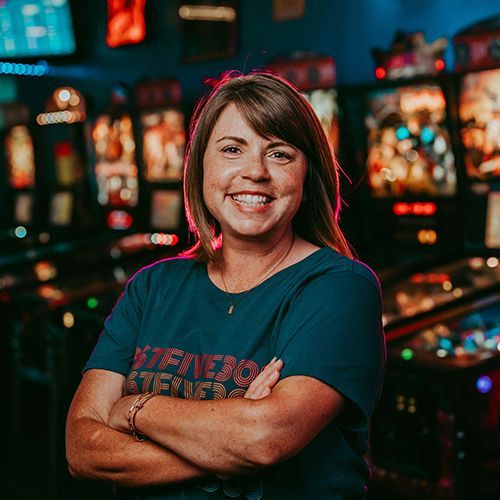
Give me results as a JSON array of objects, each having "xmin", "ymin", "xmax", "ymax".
[{"xmin": 229, "ymin": 85, "xmax": 313, "ymax": 154}]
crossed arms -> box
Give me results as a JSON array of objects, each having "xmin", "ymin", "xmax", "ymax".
[{"xmin": 65, "ymin": 359, "xmax": 344, "ymax": 488}]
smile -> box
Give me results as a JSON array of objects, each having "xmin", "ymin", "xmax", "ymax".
[{"xmin": 230, "ymin": 194, "xmax": 272, "ymax": 207}]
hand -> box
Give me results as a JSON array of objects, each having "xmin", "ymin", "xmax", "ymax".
[
  {"xmin": 217, "ymin": 357, "xmax": 283, "ymax": 481},
  {"xmin": 108, "ymin": 394, "xmax": 138, "ymax": 433},
  {"xmin": 244, "ymin": 356, "xmax": 283, "ymax": 400}
]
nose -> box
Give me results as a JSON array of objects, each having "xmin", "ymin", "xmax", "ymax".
[{"xmin": 241, "ymin": 154, "xmax": 270, "ymax": 181}]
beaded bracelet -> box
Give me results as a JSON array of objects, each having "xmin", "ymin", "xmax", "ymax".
[{"xmin": 127, "ymin": 392, "xmax": 156, "ymax": 441}]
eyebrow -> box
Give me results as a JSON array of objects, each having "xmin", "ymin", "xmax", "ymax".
[
  {"xmin": 215, "ymin": 135, "xmax": 247, "ymax": 144},
  {"xmin": 215, "ymin": 136, "xmax": 297, "ymax": 150}
]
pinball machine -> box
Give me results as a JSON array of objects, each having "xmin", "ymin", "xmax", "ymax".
[{"xmin": 365, "ymin": 26, "xmax": 500, "ymax": 500}]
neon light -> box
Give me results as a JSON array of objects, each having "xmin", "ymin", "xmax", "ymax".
[
  {"xmin": 0, "ymin": 60, "xmax": 49, "ymax": 77},
  {"xmin": 396, "ymin": 126, "xmax": 411, "ymax": 140},
  {"xmin": 421, "ymin": 127, "xmax": 435, "ymax": 144},
  {"xmin": 401, "ymin": 348, "xmax": 413, "ymax": 360},
  {"xmin": 476, "ymin": 375, "xmax": 492, "ymax": 394},
  {"xmin": 87, "ymin": 297, "xmax": 98, "ymax": 309},
  {"xmin": 434, "ymin": 59, "xmax": 445, "ymax": 71},
  {"xmin": 393, "ymin": 202, "xmax": 437, "ymax": 217},
  {"xmin": 375, "ymin": 67, "xmax": 386, "ymax": 79},
  {"xmin": 14, "ymin": 226, "xmax": 27, "ymax": 239},
  {"xmin": 107, "ymin": 210, "xmax": 133, "ymax": 230}
]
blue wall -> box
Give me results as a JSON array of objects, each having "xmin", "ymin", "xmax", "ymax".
[{"xmin": 16, "ymin": 0, "xmax": 500, "ymax": 111}]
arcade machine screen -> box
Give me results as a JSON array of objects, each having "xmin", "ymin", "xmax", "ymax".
[
  {"xmin": 0, "ymin": 0, "xmax": 75, "ymax": 59},
  {"xmin": 366, "ymin": 84, "xmax": 456, "ymax": 197},
  {"xmin": 92, "ymin": 114, "xmax": 139, "ymax": 208},
  {"xmin": 485, "ymin": 191, "xmax": 500, "ymax": 249},
  {"xmin": 141, "ymin": 109, "xmax": 185, "ymax": 182},
  {"xmin": 6, "ymin": 125, "xmax": 36, "ymax": 225},
  {"xmin": 49, "ymin": 191, "xmax": 73, "ymax": 227},
  {"xmin": 302, "ymin": 88, "xmax": 339, "ymax": 153},
  {"xmin": 150, "ymin": 190, "xmax": 183, "ymax": 230},
  {"xmin": 459, "ymin": 69, "xmax": 500, "ymax": 181}
]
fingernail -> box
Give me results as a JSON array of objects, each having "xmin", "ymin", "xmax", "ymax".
[{"xmin": 271, "ymin": 356, "xmax": 277, "ymax": 363}]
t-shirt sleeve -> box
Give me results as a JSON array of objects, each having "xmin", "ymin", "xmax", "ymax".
[
  {"xmin": 273, "ymin": 266, "xmax": 386, "ymax": 431},
  {"xmin": 84, "ymin": 269, "xmax": 147, "ymax": 376}
]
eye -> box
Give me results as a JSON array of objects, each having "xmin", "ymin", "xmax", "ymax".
[
  {"xmin": 269, "ymin": 150, "xmax": 292, "ymax": 160},
  {"xmin": 222, "ymin": 146, "xmax": 241, "ymax": 154}
]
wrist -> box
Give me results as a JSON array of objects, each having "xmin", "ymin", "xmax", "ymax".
[{"xmin": 128, "ymin": 392, "xmax": 156, "ymax": 441}]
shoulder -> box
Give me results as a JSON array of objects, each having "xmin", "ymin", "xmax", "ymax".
[
  {"xmin": 306, "ymin": 248, "xmax": 380, "ymax": 293},
  {"xmin": 127, "ymin": 255, "xmax": 199, "ymax": 289}
]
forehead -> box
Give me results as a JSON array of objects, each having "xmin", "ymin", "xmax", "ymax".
[{"xmin": 209, "ymin": 103, "xmax": 256, "ymax": 138}]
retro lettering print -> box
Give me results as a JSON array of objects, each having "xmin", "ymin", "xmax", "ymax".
[{"xmin": 125, "ymin": 345, "xmax": 263, "ymax": 399}]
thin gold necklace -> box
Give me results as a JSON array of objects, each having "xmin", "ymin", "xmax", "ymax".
[{"xmin": 219, "ymin": 236, "xmax": 295, "ymax": 315}]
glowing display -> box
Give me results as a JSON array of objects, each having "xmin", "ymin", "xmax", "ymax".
[
  {"xmin": 365, "ymin": 85, "xmax": 456, "ymax": 197},
  {"xmin": 150, "ymin": 190, "xmax": 182, "ymax": 230},
  {"xmin": 6, "ymin": 125, "xmax": 36, "ymax": 189},
  {"xmin": 485, "ymin": 192, "xmax": 500, "ymax": 249},
  {"xmin": 107, "ymin": 210, "xmax": 134, "ymax": 230},
  {"xmin": 92, "ymin": 114, "xmax": 139, "ymax": 207},
  {"xmin": 54, "ymin": 142, "xmax": 82, "ymax": 187},
  {"xmin": 49, "ymin": 191, "xmax": 73, "ymax": 226},
  {"xmin": 141, "ymin": 109, "xmax": 186, "ymax": 181},
  {"xmin": 302, "ymin": 88, "xmax": 339, "ymax": 153},
  {"xmin": 106, "ymin": 0, "xmax": 146, "ymax": 48},
  {"xmin": 459, "ymin": 69, "xmax": 500, "ymax": 180},
  {"xmin": 14, "ymin": 193, "xmax": 33, "ymax": 224},
  {"xmin": 0, "ymin": 0, "xmax": 75, "ymax": 58}
]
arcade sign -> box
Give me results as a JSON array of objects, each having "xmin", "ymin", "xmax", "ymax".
[
  {"xmin": 454, "ymin": 16, "xmax": 500, "ymax": 72},
  {"xmin": 265, "ymin": 55, "xmax": 336, "ymax": 91}
]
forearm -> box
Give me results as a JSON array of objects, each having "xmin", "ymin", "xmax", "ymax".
[
  {"xmin": 66, "ymin": 416, "xmax": 208, "ymax": 487},
  {"xmin": 134, "ymin": 396, "xmax": 273, "ymax": 474}
]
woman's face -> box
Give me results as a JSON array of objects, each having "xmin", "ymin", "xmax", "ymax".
[{"xmin": 202, "ymin": 103, "xmax": 307, "ymax": 242}]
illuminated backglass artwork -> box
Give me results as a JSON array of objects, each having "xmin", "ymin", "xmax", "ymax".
[
  {"xmin": 141, "ymin": 109, "xmax": 185, "ymax": 182},
  {"xmin": 6, "ymin": 125, "xmax": 36, "ymax": 189},
  {"xmin": 459, "ymin": 69, "xmax": 500, "ymax": 181},
  {"xmin": 92, "ymin": 114, "xmax": 139, "ymax": 207},
  {"xmin": 365, "ymin": 85, "xmax": 456, "ymax": 197}
]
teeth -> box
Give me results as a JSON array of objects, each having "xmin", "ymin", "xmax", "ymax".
[{"xmin": 232, "ymin": 194, "xmax": 271, "ymax": 206}]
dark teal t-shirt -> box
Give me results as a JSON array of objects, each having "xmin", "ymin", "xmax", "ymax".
[{"xmin": 84, "ymin": 247, "xmax": 385, "ymax": 499}]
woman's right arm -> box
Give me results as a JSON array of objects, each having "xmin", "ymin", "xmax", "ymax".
[{"xmin": 65, "ymin": 369, "xmax": 208, "ymax": 487}]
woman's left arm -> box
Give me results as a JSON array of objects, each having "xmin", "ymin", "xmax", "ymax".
[{"xmin": 108, "ymin": 375, "xmax": 343, "ymax": 475}]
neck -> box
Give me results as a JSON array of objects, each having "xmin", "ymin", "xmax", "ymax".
[{"xmin": 217, "ymin": 229, "xmax": 295, "ymax": 293}]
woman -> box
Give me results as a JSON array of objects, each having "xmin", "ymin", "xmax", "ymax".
[{"xmin": 66, "ymin": 71, "xmax": 385, "ymax": 499}]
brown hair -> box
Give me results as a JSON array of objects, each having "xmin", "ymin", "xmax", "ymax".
[{"xmin": 182, "ymin": 71, "xmax": 353, "ymax": 261}]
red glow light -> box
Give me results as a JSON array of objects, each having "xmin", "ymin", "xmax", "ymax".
[
  {"xmin": 106, "ymin": 0, "xmax": 146, "ymax": 48},
  {"xmin": 434, "ymin": 59, "xmax": 445, "ymax": 71},
  {"xmin": 375, "ymin": 67, "xmax": 386, "ymax": 79},
  {"xmin": 410, "ymin": 273, "xmax": 451, "ymax": 284},
  {"xmin": 107, "ymin": 210, "xmax": 133, "ymax": 230},
  {"xmin": 393, "ymin": 202, "xmax": 437, "ymax": 217}
]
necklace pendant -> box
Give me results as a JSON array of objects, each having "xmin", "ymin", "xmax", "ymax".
[{"xmin": 228, "ymin": 304, "xmax": 235, "ymax": 315}]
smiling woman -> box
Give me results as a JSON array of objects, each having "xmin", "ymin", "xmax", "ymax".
[{"xmin": 66, "ymin": 72, "xmax": 385, "ymax": 500}]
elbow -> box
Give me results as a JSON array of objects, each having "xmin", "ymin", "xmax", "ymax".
[
  {"xmin": 66, "ymin": 442, "xmax": 92, "ymax": 480},
  {"xmin": 242, "ymin": 406, "xmax": 292, "ymax": 468},
  {"xmin": 250, "ymin": 435, "xmax": 291, "ymax": 468}
]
